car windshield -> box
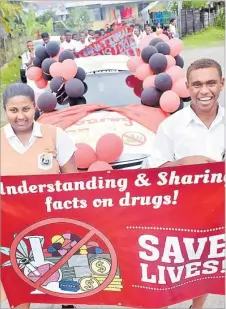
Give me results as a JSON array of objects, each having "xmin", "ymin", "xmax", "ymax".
[{"xmin": 83, "ymin": 70, "xmax": 141, "ymax": 107}]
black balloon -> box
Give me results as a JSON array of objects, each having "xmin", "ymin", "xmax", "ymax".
[
  {"xmin": 37, "ymin": 92, "xmax": 57, "ymax": 112},
  {"xmin": 155, "ymin": 42, "xmax": 171, "ymax": 55},
  {"xmin": 69, "ymin": 96, "xmax": 87, "ymax": 106},
  {"xmin": 155, "ymin": 73, "xmax": 172, "ymax": 92},
  {"xmin": 175, "ymin": 55, "xmax": 184, "ymax": 68},
  {"xmin": 33, "ymin": 57, "xmax": 42, "ymax": 68},
  {"xmin": 83, "ymin": 82, "xmax": 88, "ymax": 94},
  {"xmin": 65, "ymin": 78, "xmax": 85, "ymax": 98},
  {"xmin": 50, "ymin": 77, "xmax": 64, "ymax": 93},
  {"xmin": 42, "ymin": 72, "xmax": 52, "ymax": 81},
  {"xmin": 34, "ymin": 109, "xmax": 40, "ymax": 120},
  {"xmin": 149, "ymin": 53, "xmax": 167, "ymax": 74},
  {"xmin": 35, "ymin": 46, "xmax": 49, "ymax": 62},
  {"xmin": 46, "ymin": 41, "xmax": 60, "ymax": 57},
  {"xmin": 141, "ymin": 46, "xmax": 158, "ymax": 63},
  {"xmin": 183, "ymin": 96, "xmax": 191, "ymax": 102},
  {"xmin": 42, "ymin": 58, "xmax": 56, "ymax": 74},
  {"xmin": 141, "ymin": 87, "xmax": 162, "ymax": 107},
  {"xmin": 59, "ymin": 50, "xmax": 75, "ymax": 62},
  {"xmin": 149, "ymin": 37, "xmax": 163, "ymax": 46},
  {"xmin": 75, "ymin": 67, "xmax": 86, "ymax": 81}
]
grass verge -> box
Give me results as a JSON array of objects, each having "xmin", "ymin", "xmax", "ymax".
[
  {"xmin": 182, "ymin": 27, "xmax": 225, "ymax": 49},
  {"xmin": 0, "ymin": 58, "xmax": 21, "ymax": 126}
]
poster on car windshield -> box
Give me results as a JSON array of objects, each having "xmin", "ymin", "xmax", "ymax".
[
  {"xmin": 1, "ymin": 162, "xmax": 225, "ymax": 308},
  {"xmin": 76, "ymin": 25, "xmax": 137, "ymax": 58}
]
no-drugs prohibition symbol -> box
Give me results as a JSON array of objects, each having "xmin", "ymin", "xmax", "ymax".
[{"xmin": 10, "ymin": 218, "xmax": 118, "ymax": 298}]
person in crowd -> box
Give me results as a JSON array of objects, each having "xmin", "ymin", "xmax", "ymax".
[
  {"xmin": 144, "ymin": 23, "xmax": 153, "ymax": 36},
  {"xmin": 133, "ymin": 26, "xmax": 143, "ymax": 48},
  {"xmin": 88, "ymin": 29, "xmax": 95, "ymax": 37},
  {"xmin": 41, "ymin": 32, "xmax": 50, "ymax": 46},
  {"xmin": 72, "ymin": 32, "xmax": 80, "ymax": 41},
  {"xmin": 79, "ymin": 32, "xmax": 88, "ymax": 49},
  {"xmin": 0, "ymin": 83, "xmax": 77, "ymax": 309},
  {"xmin": 169, "ymin": 18, "xmax": 177, "ymax": 38},
  {"xmin": 145, "ymin": 58, "xmax": 224, "ymax": 308},
  {"xmin": 94, "ymin": 30, "xmax": 101, "ymax": 41},
  {"xmin": 100, "ymin": 28, "xmax": 105, "ymax": 36},
  {"xmin": 61, "ymin": 30, "xmax": 79, "ymax": 52},
  {"xmin": 20, "ymin": 40, "xmax": 34, "ymax": 83},
  {"xmin": 156, "ymin": 22, "xmax": 162, "ymax": 30},
  {"xmin": 163, "ymin": 25, "xmax": 173, "ymax": 39},
  {"xmin": 60, "ymin": 35, "xmax": 66, "ymax": 43}
]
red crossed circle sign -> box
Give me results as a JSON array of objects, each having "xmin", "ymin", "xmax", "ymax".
[{"xmin": 10, "ymin": 218, "xmax": 117, "ymax": 298}]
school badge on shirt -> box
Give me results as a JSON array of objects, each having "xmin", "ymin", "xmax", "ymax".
[{"xmin": 38, "ymin": 152, "xmax": 53, "ymax": 170}]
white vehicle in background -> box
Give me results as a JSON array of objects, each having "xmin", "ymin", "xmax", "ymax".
[{"xmin": 38, "ymin": 55, "xmax": 168, "ymax": 170}]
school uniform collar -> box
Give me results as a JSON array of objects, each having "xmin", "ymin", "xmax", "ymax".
[
  {"xmin": 4, "ymin": 121, "xmax": 43, "ymax": 139},
  {"xmin": 185, "ymin": 103, "xmax": 224, "ymax": 127}
]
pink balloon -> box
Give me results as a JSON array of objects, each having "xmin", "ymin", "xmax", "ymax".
[
  {"xmin": 139, "ymin": 34, "xmax": 156, "ymax": 51},
  {"xmin": 143, "ymin": 75, "xmax": 156, "ymax": 89},
  {"xmin": 96, "ymin": 133, "xmax": 123, "ymax": 163},
  {"xmin": 166, "ymin": 65, "xmax": 185, "ymax": 83},
  {"xmin": 35, "ymin": 78, "xmax": 48, "ymax": 89},
  {"xmin": 62, "ymin": 59, "xmax": 78, "ymax": 81},
  {"xmin": 172, "ymin": 78, "xmax": 190, "ymax": 98},
  {"xmin": 165, "ymin": 55, "xmax": 176, "ymax": 70},
  {"xmin": 75, "ymin": 143, "xmax": 97, "ymax": 168},
  {"xmin": 127, "ymin": 56, "xmax": 144, "ymax": 72},
  {"xmin": 160, "ymin": 90, "xmax": 180, "ymax": 113},
  {"xmin": 88, "ymin": 161, "xmax": 113, "ymax": 172},
  {"xmin": 27, "ymin": 67, "xmax": 42, "ymax": 81},
  {"xmin": 49, "ymin": 62, "xmax": 63, "ymax": 78},
  {"xmin": 168, "ymin": 38, "xmax": 184, "ymax": 57},
  {"xmin": 136, "ymin": 63, "xmax": 153, "ymax": 81},
  {"xmin": 158, "ymin": 33, "xmax": 170, "ymax": 42}
]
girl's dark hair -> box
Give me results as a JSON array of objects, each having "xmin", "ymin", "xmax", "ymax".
[{"xmin": 3, "ymin": 83, "xmax": 35, "ymax": 107}]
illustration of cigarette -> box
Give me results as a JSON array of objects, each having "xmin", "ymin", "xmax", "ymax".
[
  {"xmin": 25, "ymin": 263, "xmax": 40, "ymax": 276},
  {"xmin": 28, "ymin": 236, "xmax": 45, "ymax": 265}
]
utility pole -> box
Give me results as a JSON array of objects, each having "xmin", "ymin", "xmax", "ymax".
[{"xmin": 177, "ymin": 1, "xmax": 183, "ymax": 38}]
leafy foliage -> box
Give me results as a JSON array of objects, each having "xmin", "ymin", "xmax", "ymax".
[
  {"xmin": 0, "ymin": 0, "xmax": 23, "ymax": 33},
  {"xmin": 65, "ymin": 8, "xmax": 93, "ymax": 32},
  {"xmin": 214, "ymin": 11, "xmax": 225, "ymax": 29}
]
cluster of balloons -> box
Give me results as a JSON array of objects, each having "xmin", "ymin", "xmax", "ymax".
[
  {"xmin": 27, "ymin": 42, "xmax": 87, "ymax": 113},
  {"xmin": 74, "ymin": 133, "xmax": 123, "ymax": 172},
  {"xmin": 127, "ymin": 33, "xmax": 191, "ymax": 113}
]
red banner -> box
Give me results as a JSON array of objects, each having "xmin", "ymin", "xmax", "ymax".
[
  {"xmin": 76, "ymin": 25, "xmax": 137, "ymax": 58},
  {"xmin": 1, "ymin": 163, "xmax": 225, "ymax": 308}
]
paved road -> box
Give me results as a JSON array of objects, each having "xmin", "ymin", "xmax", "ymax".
[{"xmin": 1, "ymin": 45, "xmax": 225, "ymax": 309}]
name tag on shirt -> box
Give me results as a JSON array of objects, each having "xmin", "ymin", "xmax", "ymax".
[{"xmin": 38, "ymin": 152, "xmax": 53, "ymax": 170}]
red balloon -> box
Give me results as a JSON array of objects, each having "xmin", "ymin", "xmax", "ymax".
[
  {"xmin": 136, "ymin": 63, "xmax": 153, "ymax": 81},
  {"xmin": 160, "ymin": 90, "xmax": 180, "ymax": 113},
  {"xmin": 27, "ymin": 67, "xmax": 43, "ymax": 81},
  {"xmin": 49, "ymin": 62, "xmax": 63, "ymax": 78},
  {"xmin": 126, "ymin": 75, "xmax": 137, "ymax": 88},
  {"xmin": 158, "ymin": 33, "xmax": 170, "ymax": 42},
  {"xmin": 165, "ymin": 55, "xmax": 176, "ymax": 70},
  {"xmin": 166, "ymin": 65, "xmax": 184, "ymax": 83},
  {"xmin": 35, "ymin": 78, "xmax": 48, "ymax": 89},
  {"xmin": 75, "ymin": 143, "xmax": 98, "ymax": 168},
  {"xmin": 143, "ymin": 75, "xmax": 156, "ymax": 89},
  {"xmin": 96, "ymin": 133, "xmax": 123, "ymax": 163},
  {"xmin": 139, "ymin": 34, "xmax": 157, "ymax": 51},
  {"xmin": 172, "ymin": 78, "xmax": 190, "ymax": 98},
  {"xmin": 168, "ymin": 38, "xmax": 184, "ymax": 57},
  {"xmin": 134, "ymin": 83, "xmax": 143, "ymax": 98},
  {"xmin": 62, "ymin": 59, "xmax": 78, "ymax": 81},
  {"xmin": 88, "ymin": 161, "xmax": 113, "ymax": 172},
  {"xmin": 127, "ymin": 56, "xmax": 144, "ymax": 72}
]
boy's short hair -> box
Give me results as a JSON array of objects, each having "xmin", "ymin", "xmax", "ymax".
[{"xmin": 187, "ymin": 58, "xmax": 222, "ymax": 80}]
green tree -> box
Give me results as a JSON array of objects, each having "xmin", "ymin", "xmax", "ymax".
[
  {"xmin": 36, "ymin": 10, "xmax": 55, "ymax": 25},
  {"xmin": 0, "ymin": 0, "xmax": 23, "ymax": 33},
  {"xmin": 171, "ymin": 1, "xmax": 208, "ymax": 11},
  {"xmin": 66, "ymin": 8, "xmax": 92, "ymax": 32}
]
